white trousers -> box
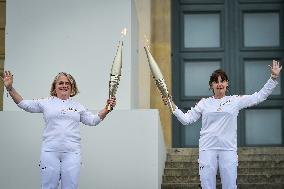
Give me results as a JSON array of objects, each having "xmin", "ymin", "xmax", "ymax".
[
  {"xmin": 198, "ymin": 150, "xmax": 238, "ymax": 189},
  {"xmin": 39, "ymin": 151, "xmax": 81, "ymax": 189}
]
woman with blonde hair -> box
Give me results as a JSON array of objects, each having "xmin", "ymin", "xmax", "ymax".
[{"xmin": 1, "ymin": 71, "xmax": 116, "ymax": 189}]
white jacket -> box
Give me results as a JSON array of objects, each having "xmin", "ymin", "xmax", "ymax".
[
  {"xmin": 18, "ymin": 96, "xmax": 101, "ymax": 153},
  {"xmin": 173, "ymin": 78, "xmax": 278, "ymax": 151}
]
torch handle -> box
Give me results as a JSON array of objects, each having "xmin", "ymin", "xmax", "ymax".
[
  {"xmin": 167, "ymin": 96, "xmax": 175, "ymax": 113},
  {"xmin": 107, "ymin": 95, "xmax": 114, "ymax": 112},
  {"xmin": 107, "ymin": 104, "xmax": 113, "ymax": 111}
]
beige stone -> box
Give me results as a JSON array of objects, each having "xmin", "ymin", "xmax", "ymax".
[
  {"xmin": 0, "ymin": 0, "xmax": 5, "ymax": 110},
  {"xmin": 0, "ymin": 2, "xmax": 5, "ymax": 29},
  {"xmin": 151, "ymin": 0, "xmax": 172, "ymax": 147},
  {"xmin": 0, "ymin": 29, "xmax": 5, "ymax": 55}
]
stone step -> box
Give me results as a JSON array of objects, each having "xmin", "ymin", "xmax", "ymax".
[
  {"xmin": 162, "ymin": 174, "xmax": 284, "ymax": 183},
  {"xmin": 164, "ymin": 168, "xmax": 284, "ymax": 176},
  {"xmin": 161, "ymin": 183, "xmax": 284, "ymax": 189},
  {"xmin": 163, "ymin": 148, "xmax": 284, "ymax": 188},
  {"xmin": 238, "ymin": 147, "xmax": 284, "ymax": 155},
  {"xmin": 166, "ymin": 154, "xmax": 284, "ymax": 162},
  {"xmin": 167, "ymin": 147, "xmax": 284, "ymax": 156},
  {"xmin": 165, "ymin": 161, "xmax": 284, "ymax": 169},
  {"xmin": 167, "ymin": 148, "xmax": 199, "ymax": 156}
]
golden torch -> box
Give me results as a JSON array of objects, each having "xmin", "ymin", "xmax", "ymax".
[
  {"xmin": 107, "ymin": 28, "xmax": 127, "ymax": 111},
  {"xmin": 144, "ymin": 45, "xmax": 175, "ymax": 113}
]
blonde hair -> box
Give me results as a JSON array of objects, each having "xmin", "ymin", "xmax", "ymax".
[{"xmin": 50, "ymin": 72, "xmax": 79, "ymax": 97}]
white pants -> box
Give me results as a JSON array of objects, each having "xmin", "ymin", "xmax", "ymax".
[
  {"xmin": 39, "ymin": 151, "xmax": 81, "ymax": 189},
  {"xmin": 198, "ymin": 150, "xmax": 238, "ymax": 189}
]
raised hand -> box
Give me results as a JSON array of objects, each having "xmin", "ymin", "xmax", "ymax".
[
  {"xmin": 0, "ymin": 71, "xmax": 14, "ymax": 90},
  {"xmin": 269, "ymin": 60, "xmax": 282, "ymax": 79}
]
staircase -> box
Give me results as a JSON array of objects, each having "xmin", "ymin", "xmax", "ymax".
[{"xmin": 162, "ymin": 147, "xmax": 284, "ymax": 189}]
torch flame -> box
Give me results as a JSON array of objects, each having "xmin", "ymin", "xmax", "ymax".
[
  {"xmin": 121, "ymin": 27, "xmax": 128, "ymax": 38},
  {"xmin": 144, "ymin": 34, "xmax": 150, "ymax": 49}
]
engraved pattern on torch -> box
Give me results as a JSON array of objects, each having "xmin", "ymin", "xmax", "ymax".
[
  {"xmin": 155, "ymin": 78, "xmax": 175, "ymax": 112},
  {"xmin": 144, "ymin": 45, "xmax": 175, "ymax": 112},
  {"xmin": 107, "ymin": 40, "xmax": 123, "ymax": 111},
  {"xmin": 109, "ymin": 74, "xmax": 120, "ymax": 97},
  {"xmin": 155, "ymin": 79, "xmax": 170, "ymax": 97}
]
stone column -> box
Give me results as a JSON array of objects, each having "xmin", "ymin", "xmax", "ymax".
[
  {"xmin": 151, "ymin": 0, "xmax": 172, "ymax": 147},
  {"xmin": 0, "ymin": 0, "xmax": 6, "ymax": 111}
]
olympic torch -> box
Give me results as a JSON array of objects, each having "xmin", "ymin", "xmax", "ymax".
[
  {"xmin": 144, "ymin": 45, "xmax": 175, "ymax": 113},
  {"xmin": 107, "ymin": 28, "xmax": 127, "ymax": 111}
]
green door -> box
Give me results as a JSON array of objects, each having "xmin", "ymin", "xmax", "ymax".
[{"xmin": 172, "ymin": 0, "xmax": 284, "ymax": 147}]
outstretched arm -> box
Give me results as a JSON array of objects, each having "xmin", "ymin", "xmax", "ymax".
[
  {"xmin": 237, "ymin": 60, "xmax": 282, "ymax": 109},
  {"xmin": 0, "ymin": 71, "xmax": 23, "ymax": 104},
  {"xmin": 162, "ymin": 97, "xmax": 203, "ymax": 125}
]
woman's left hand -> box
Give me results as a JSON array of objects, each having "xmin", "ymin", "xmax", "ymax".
[
  {"xmin": 99, "ymin": 97, "xmax": 117, "ymax": 120},
  {"xmin": 107, "ymin": 96, "xmax": 116, "ymax": 109},
  {"xmin": 269, "ymin": 60, "xmax": 282, "ymax": 79}
]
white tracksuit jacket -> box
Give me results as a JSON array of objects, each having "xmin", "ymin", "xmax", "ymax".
[
  {"xmin": 173, "ymin": 78, "xmax": 278, "ymax": 151},
  {"xmin": 17, "ymin": 96, "xmax": 101, "ymax": 153}
]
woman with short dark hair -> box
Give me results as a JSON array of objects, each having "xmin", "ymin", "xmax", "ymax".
[{"xmin": 164, "ymin": 60, "xmax": 282, "ymax": 189}]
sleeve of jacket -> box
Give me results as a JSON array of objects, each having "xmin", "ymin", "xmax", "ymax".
[
  {"xmin": 79, "ymin": 105, "xmax": 102, "ymax": 126},
  {"xmin": 173, "ymin": 98, "xmax": 204, "ymax": 125},
  {"xmin": 237, "ymin": 78, "xmax": 278, "ymax": 110},
  {"xmin": 17, "ymin": 99, "xmax": 44, "ymax": 113}
]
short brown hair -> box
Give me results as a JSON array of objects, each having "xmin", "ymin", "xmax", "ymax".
[
  {"xmin": 209, "ymin": 69, "xmax": 229, "ymax": 87},
  {"xmin": 50, "ymin": 72, "xmax": 79, "ymax": 97}
]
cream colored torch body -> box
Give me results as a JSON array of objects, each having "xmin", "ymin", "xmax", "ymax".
[
  {"xmin": 144, "ymin": 46, "xmax": 175, "ymax": 112},
  {"xmin": 108, "ymin": 41, "xmax": 123, "ymax": 111}
]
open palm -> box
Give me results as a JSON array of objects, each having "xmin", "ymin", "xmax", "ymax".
[
  {"xmin": 1, "ymin": 71, "xmax": 13, "ymax": 89},
  {"xmin": 269, "ymin": 60, "xmax": 282, "ymax": 77}
]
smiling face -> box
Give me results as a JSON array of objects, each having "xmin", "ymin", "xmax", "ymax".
[
  {"xmin": 50, "ymin": 72, "xmax": 79, "ymax": 99},
  {"xmin": 54, "ymin": 75, "xmax": 71, "ymax": 100}
]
